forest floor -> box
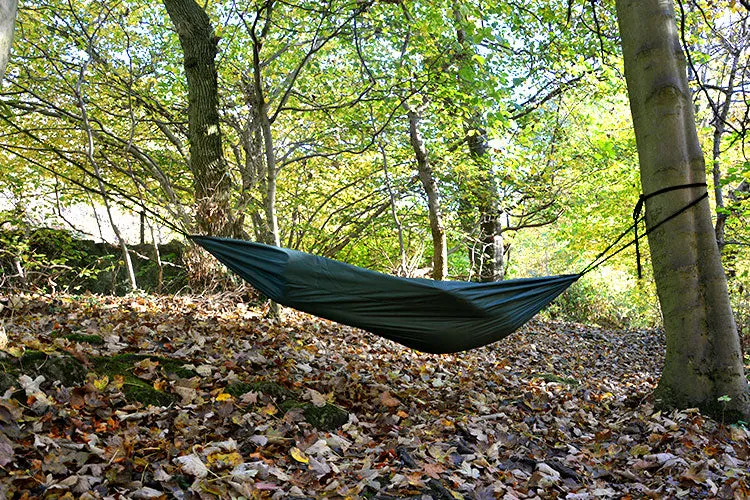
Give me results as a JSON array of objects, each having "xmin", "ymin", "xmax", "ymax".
[{"xmin": 0, "ymin": 293, "xmax": 748, "ymax": 499}]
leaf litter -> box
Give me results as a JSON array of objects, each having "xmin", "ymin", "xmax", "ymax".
[{"xmin": 0, "ymin": 293, "xmax": 748, "ymax": 499}]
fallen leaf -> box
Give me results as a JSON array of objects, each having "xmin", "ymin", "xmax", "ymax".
[
  {"xmin": 423, "ymin": 462, "xmax": 445, "ymax": 479},
  {"xmin": 290, "ymin": 446, "xmax": 309, "ymax": 464},
  {"xmin": 215, "ymin": 392, "xmax": 232, "ymax": 402},
  {"xmin": 379, "ymin": 391, "xmax": 400, "ymax": 408},
  {"xmin": 0, "ymin": 434, "xmax": 14, "ymax": 467},
  {"xmin": 174, "ymin": 454, "xmax": 208, "ymax": 478}
]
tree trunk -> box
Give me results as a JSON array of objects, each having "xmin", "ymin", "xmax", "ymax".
[
  {"xmin": 163, "ymin": 0, "xmax": 235, "ymax": 237},
  {"xmin": 76, "ymin": 61, "xmax": 138, "ymax": 293},
  {"xmin": 616, "ymin": 0, "xmax": 749, "ymax": 420},
  {"xmin": 452, "ymin": 4, "xmax": 503, "ymax": 282},
  {"xmin": 465, "ymin": 118, "xmax": 503, "ymax": 282},
  {"xmin": 406, "ymin": 104, "xmax": 448, "ymax": 280},
  {"xmin": 0, "ymin": 0, "xmax": 17, "ymax": 83},
  {"xmin": 259, "ymin": 109, "xmax": 280, "ymax": 247},
  {"xmin": 380, "ymin": 141, "xmax": 408, "ymax": 275}
]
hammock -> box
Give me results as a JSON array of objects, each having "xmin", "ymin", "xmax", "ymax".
[
  {"xmin": 191, "ymin": 236, "xmax": 579, "ymax": 354},
  {"xmin": 188, "ymin": 184, "xmax": 708, "ymax": 354}
]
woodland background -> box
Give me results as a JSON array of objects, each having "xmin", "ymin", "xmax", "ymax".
[
  {"xmin": 1, "ymin": 1, "xmax": 750, "ymax": 498},
  {"xmin": 0, "ymin": 0, "xmax": 747, "ymax": 333}
]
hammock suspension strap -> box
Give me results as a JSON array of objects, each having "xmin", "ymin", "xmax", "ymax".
[{"xmin": 580, "ymin": 182, "xmax": 708, "ymax": 277}]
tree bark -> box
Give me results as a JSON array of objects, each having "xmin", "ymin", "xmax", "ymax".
[
  {"xmin": 163, "ymin": 0, "xmax": 235, "ymax": 237},
  {"xmin": 452, "ymin": 4, "xmax": 503, "ymax": 282},
  {"xmin": 406, "ymin": 103, "xmax": 448, "ymax": 280},
  {"xmin": 616, "ymin": 0, "xmax": 749, "ymax": 420},
  {"xmin": 465, "ymin": 118, "xmax": 504, "ymax": 282},
  {"xmin": 0, "ymin": 0, "xmax": 17, "ymax": 83},
  {"xmin": 380, "ymin": 141, "xmax": 408, "ymax": 275}
]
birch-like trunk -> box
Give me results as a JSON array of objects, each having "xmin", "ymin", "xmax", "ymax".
[
  {"xmin": 710, "ymin": 43, "xmax": 743, "ymax": 254},
  {"xmin": 380, "ymin": 142, "xmax": 408, "ymax": 275},
  {"xmin": 616, "ymin": 0, "xmax": 749, "ymax": 420},
  {"xmin": 76, "ymin": 63, "xmax": 138, "ymax": 293},
  {"xmin": 0, "ymin": 0, "xmax": 17, "ymax": 82}
]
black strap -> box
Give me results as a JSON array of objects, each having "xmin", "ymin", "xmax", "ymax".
[
  {"xmin": 633, "ymin": 182, "xmax": 707, "ymax": 278},
  {"xmin": 581, "ymin": 182, "xmax": 708, "ymax": 277}
]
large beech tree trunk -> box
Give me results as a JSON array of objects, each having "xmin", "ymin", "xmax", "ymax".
[
  {"xmin": 406, "ymin": 103, "xmax": 447, "ymax": 280},
  {"xmin": 616, "ymin": 0, "xmax": 749, "ymax": 420},
  {"xmin": 0, "ymin": 0, "xmax": 17, "ymax": 82},
  {"xmin": 163, "ymin": 0, "xmax": 235, "ymax": 237}
]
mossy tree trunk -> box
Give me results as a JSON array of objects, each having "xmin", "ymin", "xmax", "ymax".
[
  {"xmin": 452, "ymin": 4, "xmax": 503, "ymax": 282},
  {"xmin": 616, "ymin": 0, "xmax": 750, "ymax": 420},
  {"xmin": 163, "ymin": 0, "xmax": 236, "ymax": 237}
]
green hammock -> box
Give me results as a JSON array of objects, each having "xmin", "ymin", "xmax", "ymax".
[{"xmin": 191, "ymin": 236, "xmax": 579, "ymax": 354}]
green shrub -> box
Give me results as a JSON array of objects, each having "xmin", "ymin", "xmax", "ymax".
[{"xmin": 543, "ymin": 268, "xmax": 661, "ymax": 328}]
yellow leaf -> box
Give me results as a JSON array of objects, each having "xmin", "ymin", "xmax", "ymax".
[
  {"xmin": 93, "ymin": 376, "xmax": 109, "ymax": 391},
  {"xmin": 262, "ymin": 403, "xmax": 277, "ymax": 415},
  {"xmin": 290, "ymin": 446, "xmax": 309, "ymax": 464},
  {"xmin": 216, "ymin": 392, "xmax": 232, "ymax": 402},
  {"xmin": 630, "ymin": 444, "xmax": 650, "ymax": 456},
  {"xmin": 207, "ymin": 451, "xmax": 243, "ymax": 469},
  {"xmin": 112, "ymin": 375, "xmax": 125, "ymax": 390},
  {"xmin": 4, "ymin": 346, "xmax": 23, "ymax": 358}
]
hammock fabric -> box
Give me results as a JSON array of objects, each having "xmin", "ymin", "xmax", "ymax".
[{"xmin": 191, "ymin": 236, "xmax": 580, "ymax": 354}]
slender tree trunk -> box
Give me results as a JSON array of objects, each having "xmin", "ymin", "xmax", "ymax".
[
  {"xmin": 0, "ymin": 0, "xmax": 17, "ymax": 83},
  {"xmin": 259, "ymin": 111, "xmax": 280, "ymax": 247},
  {"xmin": 406, "ymin": 103, "xmax": 447, "ymax": 280},
  {"xmin": 147, "ymin": 223, "xmax": 164, "ymax": 294},
  {"xmin": 465, "ymin": 117, "xmax": 504, "ymax": 282},
  {"xmin": 616, "ymin": 0, "xmax": 749, "ymax": 420},
  {"xmin": 247, "ymin": 8, "xmax": 281, "ymax": 248},
  {"xmin": 380, "ymin": 141, "xmax": 408, "ymax": 275},
  {"xmin": 163, "ymin": 0, "xmax": 235, "ymax": 237},
  {"xmin": 75, "ymin": 61, "xmax": 138, "ymax": 292}
]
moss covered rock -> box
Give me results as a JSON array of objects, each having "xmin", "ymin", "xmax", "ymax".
[
  {"xmin": 20, "ymin": 351, "xmax": 88, "ymax": 386},
  {"xmin": 91, "ymin": 354, "xmax": 197, "ymax": 379},
  {"xmin": 121, "ymin": 381, "xmax": 176, "ymax": 407},
  {"xmin": 91, "ymin": 354, "xmax": 190, "ymax": 406},
  {"xmin": 230, "ymin": 382, "xmax": 349, "ymax": 430},
  {"xmin": 302, "ymin": 403, "xmax": 349, "ymax": 430}
]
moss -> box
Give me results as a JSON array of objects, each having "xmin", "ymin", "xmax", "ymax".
[
  {"xmin": 91, "ymin": 354, "xmax": 197, "ymax": 379},
  {"xmin": 278, "ymin": 400, "xmax": 349, "ymax": 430},
  {"xmin": 19, "ymin": 350, "xmax": 47, "ymax": 363},
  {"xmin": 122, "ymin": 380, "xmax": 176, "ymax": 407},
  {"xmin": 90, "ymin": 354, "xmax": 188, "ymax": 406},
  {"xmin": 0, "ymin": 372, "xmax": 16, "ymax": 393},
  {"xmin": 303, "ymin": 403, "xmax": 349, "ymax": 430}
]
